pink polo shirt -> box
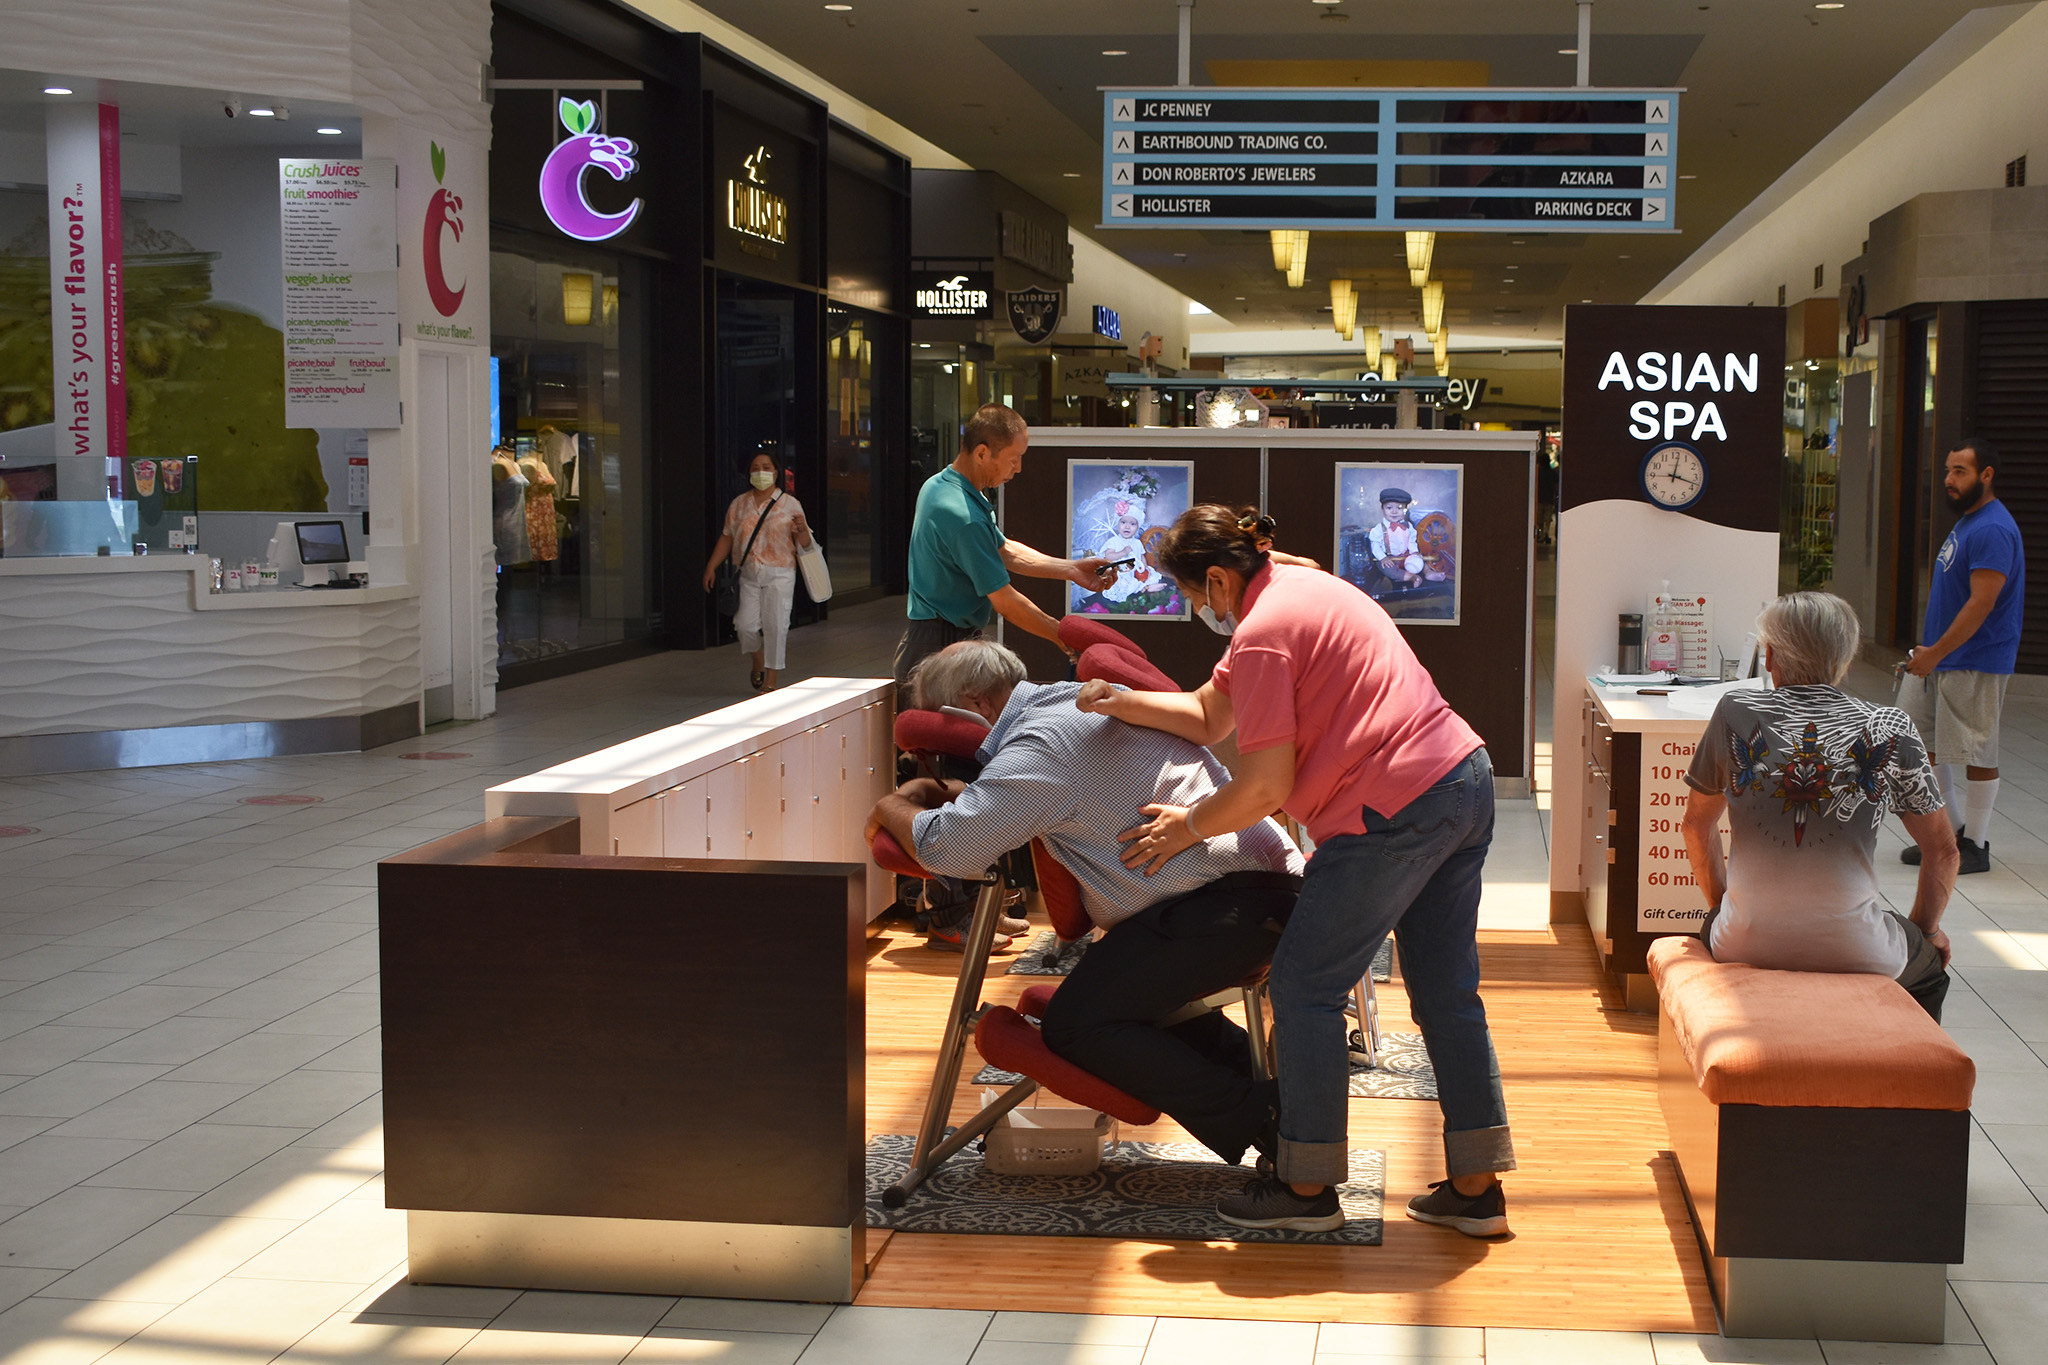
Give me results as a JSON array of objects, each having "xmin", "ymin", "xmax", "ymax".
[{"xmin": 1213, "ymin": 563, "xmax": 1482, "ymax": 844}]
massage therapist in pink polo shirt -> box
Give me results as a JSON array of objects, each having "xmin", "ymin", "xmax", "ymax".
[{"xmin": 1077, "ymin": 505, "xmax": 1515, "ymax": 1237}]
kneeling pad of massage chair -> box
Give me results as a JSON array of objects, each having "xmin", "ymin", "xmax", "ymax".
[
  {"xmin": 1058, "ymin": 614, "xmax": 1147, "ymax": 659},
  {"xmin": 894, "ymin": 707, "xmax": 993, "ymax": 762},
  {"xmin": 974, "ymin": 994, "xmax": 1163, "ymax": 1126},
  {"xmin": 1078, "ymin": 643, "xmax": 1176, "ymax": 694}
]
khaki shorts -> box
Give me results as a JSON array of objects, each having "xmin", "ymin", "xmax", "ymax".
[{"xmin": 1897, "ymin": 668, "xmax": 2010, "ymax": 768}]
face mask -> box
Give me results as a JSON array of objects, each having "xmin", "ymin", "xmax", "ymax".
[
  {"xmin": 1197, "ymin": 604, "xmax": 1235, "ymax": 637},
  {"xmin": 749, "ymin": 470, "xmax": 776, "ymax": 491}
]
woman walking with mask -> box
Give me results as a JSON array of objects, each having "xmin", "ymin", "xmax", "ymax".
[{"xmin": 703, "ymin": 451, "xmax": 813, "ymax": 691}]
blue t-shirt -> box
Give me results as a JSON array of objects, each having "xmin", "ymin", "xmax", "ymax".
[
  {"xmin": 1923, "ymin": 499, "xmax": 2025, "ymax": 674},
  {"xmin": 907, "ymin": 466, "xmax": 1010, "ymax": 628}
]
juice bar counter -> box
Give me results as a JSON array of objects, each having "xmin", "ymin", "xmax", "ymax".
[
  {"xmin": 0, "ymin": 556, "xmax": 420, "ymax": 776},
  {"xmin": 379, "ymin": 679, "xmax": 894, "ymax": 1302}
]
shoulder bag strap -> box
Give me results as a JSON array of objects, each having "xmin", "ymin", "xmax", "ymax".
[{"xmin": 733, "ymin": 492, "xmax": 783, "ymax": 571}]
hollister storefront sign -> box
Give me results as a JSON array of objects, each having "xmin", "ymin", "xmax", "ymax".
[{"xmin": 912, "ymin": 271, "xmax": 993, "ymax": 320}]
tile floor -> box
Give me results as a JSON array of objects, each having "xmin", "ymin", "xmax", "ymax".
[{"xmin": 0, "ymin": 595, "xmax": 2042, "ymax": 1363}]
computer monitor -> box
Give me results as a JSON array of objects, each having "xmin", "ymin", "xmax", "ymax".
[{"xmin": 294, "ymin": 520, "xmax": 349, "ymax": 566}]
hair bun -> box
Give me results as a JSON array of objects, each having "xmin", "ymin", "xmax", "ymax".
[{"xmin": 1235, "ymin": 511, "xmax": 1278, "ymax": 539}]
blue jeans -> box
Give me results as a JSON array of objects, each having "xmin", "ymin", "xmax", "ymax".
[{"xmin": 1269, "ymin": 748, "xmax": 1516, "ymax": 1185}]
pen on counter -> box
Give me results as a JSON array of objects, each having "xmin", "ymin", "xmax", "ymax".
[{"xmin": 1636, "ymin": 688, "xmax": 1674, "ymax": 696}]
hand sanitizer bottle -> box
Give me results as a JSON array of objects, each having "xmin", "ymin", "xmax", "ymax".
[{"xmin": 1646, "ymin": 581, "xmax": 1680, "ymax": 674}]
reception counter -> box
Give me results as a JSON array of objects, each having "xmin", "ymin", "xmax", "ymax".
[
  {"xmin": 381, "ymin": 681, "xmax": 896, "ymax": 1303},
  {"xmin": 1577, "ymin": 677, "xmax": 1747, "ymax": 1009},
  {"xmin": 0, "ymin": 556, "xmax": 421, "ymax": 775}
]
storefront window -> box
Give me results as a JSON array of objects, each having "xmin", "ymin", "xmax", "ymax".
[
  {"xmin": 489, "ymin": 230, "xmax": 651, "ymax": 669},
  {"xmin": 824, "ymin": 305, "xmax": 900, "ymax": 596},
  {"xmin": 1781, "ymin": 361, "xmax": 1841, "ymax": 593}
]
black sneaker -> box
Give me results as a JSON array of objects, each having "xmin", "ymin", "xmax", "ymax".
[
  {"xmin": 1216, "ymin": 1176, "xmax": 1344, "ymax": 1233},
  {"xmin": 1405, "ymin": 1178, "xmax": 1510, "ymax": 1237},
  {"xmin": 1958, "ymin": 834, "xmax": 1991, "ymax": 875},
  {"xmin": 1901, "ymin": 827, "xmax": 1961, "ymax": 865}
]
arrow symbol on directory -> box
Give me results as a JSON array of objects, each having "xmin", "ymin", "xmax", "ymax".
[
  {"xmin": 1113, "ymin": 131, "xmax": 1133, "ymax": 153},
  {"xmin": 1646, "ymin": 133, "xmax": 1668, "ymax": 156},
  {"xmin": 1111, "ymin": 194, "xmax": 1133, "ymax": 217},
  {"xmin": 1647, "ymin": 100, "xmax": 1670, "ymax": 123},
  {"xmin": 1643, "ymin": 197, "xmax": 1667, "ymax": 221},
  {"xmin": 1113, "ymin": 163, "xmax": 1133, "ymax": 185},
  {"xmin": 1646, "ymin": 166, "xmax": 1667, "ymax": 188},
  {"xmin": 1112, "ymin": 99, "xmax": 1135, "ymax": 122}
]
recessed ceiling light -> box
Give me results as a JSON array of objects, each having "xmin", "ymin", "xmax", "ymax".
[
  {"xmin": 1679, "ymin": 174, "xmax": 1697, "ymax": 180},
  {"xmin": 1815, "ymin": 3, "xmax": 1844, "ymax": 8},
  {"xmin": 1581, "ymin": 298, "xmax": 1593, "ymax": 303},
  {"xmin": 1062, "ymin": 171, "xmax": 1081, "ymax": 177},
  {"xmin": 1558, "ymin": 47, "xmax": 1578, "ymax": 55},
  {"xmin": 1619, "ymin": 254, "xmax": 1631, "ymax": 259},
  {"xmin": 1505, "ymin": 264, "xmax": 1518, "ymax": 270},
  {"xmin": 1102, "ymin": 49, "xmax": 1128, "ymax": 56},
  {"xmin": 248, "ymin": 107, "xmax": 276, "ymax": 117},
  {"xmin": 317, "ymin": 127, "xmax": 343, "ymax": 135},
  {"xmin": 1311, "ymin": 0, "xmax": 1342, "ymax": 5},
  {"xmin": 824, "ymin": 3, "xmax": 852, "ymax": 9},
  {"xmin": 43, "ymin": 86, "xmax": 73, "ymax": 95}
]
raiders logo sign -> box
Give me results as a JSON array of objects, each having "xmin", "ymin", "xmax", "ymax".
[{"xmin": 1007, "ymin": 287, "xmax": 1063, "ymax": 345}]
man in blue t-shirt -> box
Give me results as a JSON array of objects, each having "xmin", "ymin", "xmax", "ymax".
[{"xmin": 1898, "ymin": 436, "xmax": 2026, "ymax": 875}]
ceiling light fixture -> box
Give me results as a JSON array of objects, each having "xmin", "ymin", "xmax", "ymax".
[
  {"xmin": 43, "ymin": 86, "xmax": 73, "ymax": 95},
  {"xmin": 1404, "ymin": 230, "xmax": 1434, "ymax": 288},
  {"xmin": 1362, "ymin": 324, "xmax": 1382, "ymax": 368},
  {"xmin": 1679, "ymin": 174, "xmax": 1698, "ymax": 180},
  {"xmin": 248, "ymin": 106, "xmax": 276, "ymax": 117},
  {"xmin": 1330, "ymin": 278, "xmax": 1356, "ymax": 338},
  {"xmin": 824, "ymin": 3, "xmax": 852, "ymax": 9},
  {"xmin": 1102, "ymin": 49, "xmax": 1128, "ymax": 56},
  {"xmin": 1286, "ymin": 230, "xmax": 1308, "ymax": 288},
  {"xmin": 1379, "ymin": 353, "xmax": 1399, "ymax": 383},
  {"xmin": 1557, "ymin": 47, "xmax": 1578, "ymax": 55},
  {"xmin": 1420, "ymin": 280, "xmax": 1445, "ymax": 333},
  {"xmin": 316, "ymin": 126, "xmax": 343, "ymax": 135},
  {"xmin": 1062, "ymin": 171, "xmax": 1081, "ymax": 177},
  {"xmin": 1815, "ymin": 3, "xmax": 1844, "ymax": 8}
]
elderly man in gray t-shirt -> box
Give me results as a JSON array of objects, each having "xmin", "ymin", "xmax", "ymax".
[
  {"xmin": 1680, "ymin": 592, "xmax": 1959, "ymax": 1018},
  {"xmin": 867, "ymin": 639, "xmax": 1305, "ymax": 1166}
]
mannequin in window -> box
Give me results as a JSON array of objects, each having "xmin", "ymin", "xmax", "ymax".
[
  {"xmin": 519, "ymin": 448, "xmax": 559, "ymax": 567},
  {"xmin": 491, "ymin": 443, "xmax": 530, "ymax": 567}
]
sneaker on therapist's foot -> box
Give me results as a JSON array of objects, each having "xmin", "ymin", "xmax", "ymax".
[
  {"xmin": 1215, "ymin": 1176, "xmax": 1344, "ymax": 1233},
  {"xmin": 1405, "ymin": 1178, "xmax": 1510, "ymax": 1238},
  {"xmin": 1957, "ymin": 834, "xmax": 1991, "ymax": 875}
]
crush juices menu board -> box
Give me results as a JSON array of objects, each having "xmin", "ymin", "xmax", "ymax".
[{"xmin": 279, "ymin": 159, "xmax": 398, "ymax": 428}]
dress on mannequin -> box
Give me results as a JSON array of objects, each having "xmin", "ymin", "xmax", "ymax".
[
  {"xmin": 491, "ymin": 449, "xmax": 531, "ymax": 566},
  {"xmin": 520, "ymin": 453, "xmax": 559, "ymax": 563}
]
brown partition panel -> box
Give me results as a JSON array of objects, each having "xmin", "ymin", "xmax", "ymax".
[
  {"xmin": 380, "ymin": 853, "xmax": 865, "ymax": 1229},
  {"xmin": 1000, "ymin": 442, "xmax": 1261, "ymax": 692}
]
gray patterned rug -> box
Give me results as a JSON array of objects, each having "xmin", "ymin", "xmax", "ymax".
[
  {"xmin": 1004, "ymin": 930, "xmax": 1091, "ymax": 976},
  {"xmin": 865, "ymin": 1134, "xmax": 1383, "ymax": 1244},
  {"xmin": 1350, "ymin": 1031, "xmax": 1438, "ymax": 1100}
]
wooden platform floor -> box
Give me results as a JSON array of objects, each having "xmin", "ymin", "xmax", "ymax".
[{"xmin": 856, "ymin": 918, "xmax": 1716, "ymax": 1332}]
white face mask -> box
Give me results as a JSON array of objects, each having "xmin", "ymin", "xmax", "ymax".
[
  {"xmin": 749, "ymin": 469, "xmax": 776, "ymax": 491},
  {"xmin": 1197, "ymin": 604, "xmax": 1235, "ymax": 637}
]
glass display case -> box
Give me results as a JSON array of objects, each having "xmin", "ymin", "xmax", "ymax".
[{"xmin": 1781, "ymin": 360, "xmax": 1840, "ymax": 593}]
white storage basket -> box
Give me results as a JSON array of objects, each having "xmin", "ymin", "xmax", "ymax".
[{"xmin": 980, "ymin": 1100, "xmax": 1116, "ymax": 1176}]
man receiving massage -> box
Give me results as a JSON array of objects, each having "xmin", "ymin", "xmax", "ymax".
[{"xmin": 866, "ymin": 639, "xmax": 1305, "ymax": 1171}]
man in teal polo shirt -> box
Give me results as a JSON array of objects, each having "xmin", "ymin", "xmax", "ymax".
[{"xmin": 892, "ymin": 403, "xmax": 1117, "ymax": 689}]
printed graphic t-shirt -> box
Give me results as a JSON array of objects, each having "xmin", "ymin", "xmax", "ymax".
[
  {"xmin": 907, "ymin": 467, "xmax": 1009, "ymax": 628},
  {"xmin": 1685, "ymin": 685, "xmax": 1943, "ymax": 977},
  {"xmin": 1924, "ymin": 499, "xmax": 2025, "ymax": 674}
]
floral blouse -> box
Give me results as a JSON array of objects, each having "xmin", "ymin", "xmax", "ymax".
[{"xmin": 722, "ymin": 491, "xmax": 806, "ymax": 569}]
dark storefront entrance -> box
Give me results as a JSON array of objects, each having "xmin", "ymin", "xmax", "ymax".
[{"xmin": 488, "ymin": 0, "xmax": 909, "ymax": 685}]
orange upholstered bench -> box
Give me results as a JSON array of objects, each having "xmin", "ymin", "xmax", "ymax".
[{"xmin": 1648, "ymin": 936, "xmax": 1974, "ymax": 1344}]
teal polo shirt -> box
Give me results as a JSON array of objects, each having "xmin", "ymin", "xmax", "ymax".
[{"xmin": 908, "ymin": 466, "xmax": 1009, "ymax": 628}]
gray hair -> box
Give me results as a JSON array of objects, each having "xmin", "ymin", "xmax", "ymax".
[
  {"xmin": 1756, "ymin": 591, "xmax": 1862, "ymax": 686},
  {"xmin": 911, "ymin": 639, "xmax": 1028, "ymax": 710}
]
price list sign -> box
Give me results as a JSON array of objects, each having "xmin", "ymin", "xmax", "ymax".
[
  {"xmin": 1101, "ymin": 88, "xmax": 1679, "ymax": 233},
  {"xmin": 1635, "ymin": 735, "xmax": 1727, "ymax": 934},
  {"xmin": 279, "ymin": 158, "xmax": 399, "ymax": 428}
]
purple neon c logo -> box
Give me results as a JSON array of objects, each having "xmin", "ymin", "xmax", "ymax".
[{"xmin": 539, "ymin": 98, "xmax": 642, "ymax": 242}]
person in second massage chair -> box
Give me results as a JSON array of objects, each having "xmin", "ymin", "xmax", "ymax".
[{"xmin": 866, "ymin": 639, "xmax": 1306, "ymax": 1173}]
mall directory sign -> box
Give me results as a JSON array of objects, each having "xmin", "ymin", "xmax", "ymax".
[{"xmin": 1100, "ymin": 88, "xmax": 1680, "ymax": 232}]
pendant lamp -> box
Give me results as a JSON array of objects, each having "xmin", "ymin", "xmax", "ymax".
[
  {"xmin": 1362, "ymin": 324, "xmax": 1382, "ymax": 368},
  {"xmin": 1420, "ymin": 280, "xmax": 1445, "ymax": 335},
  {"xmin": 1379, "ymin": 352, "xmax": 1399, "ymax": 383},
  {"xmin": 1404, "ymin": 230, "xmax": 1435, "ymax": 288},
  {"xmin": 1286, "ymin": 230, "xmax": 1308, "ymax": 287}
]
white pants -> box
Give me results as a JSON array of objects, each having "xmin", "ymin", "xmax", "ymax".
[{"xmin": 735, "ymin": 561, "xmax": 796, "ymax": 670}]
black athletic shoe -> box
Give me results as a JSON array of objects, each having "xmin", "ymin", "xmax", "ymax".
[
  {"xmin": 1216, "ymin": 1176, "xmax": 1344, "ymax": 1233},
  {"xmin": 1405, "ymin": 1178, "xmax": 1510, "ymax": 1238},
  {"xmin": 1901, "ymin": 827, "xmax": 1961, "ymax": 866},
  {"xmin": 1958, "ymin": 834, "xmax": 1991, "ymax": 875}
]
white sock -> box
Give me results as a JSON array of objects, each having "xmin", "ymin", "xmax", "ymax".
[
  {"xmin": 1933, "ymin": 763, "xmax": 1958, "ymax": 818},
  {"xmin": 1964, "ymin": 779, "xmax": 1999, "ymax": 846}
]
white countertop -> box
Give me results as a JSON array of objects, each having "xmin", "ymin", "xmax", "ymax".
[
  {"xmin": 0, "ymin": 556, "xmax": 416, "ymax": 608},
  {"xmin": 1585, "ymin": 675, "xmax": 1765, "ymax": 733},
  {"xmin": 487, "ymin": 677, "xmax": 894, "ymax": 815}
]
